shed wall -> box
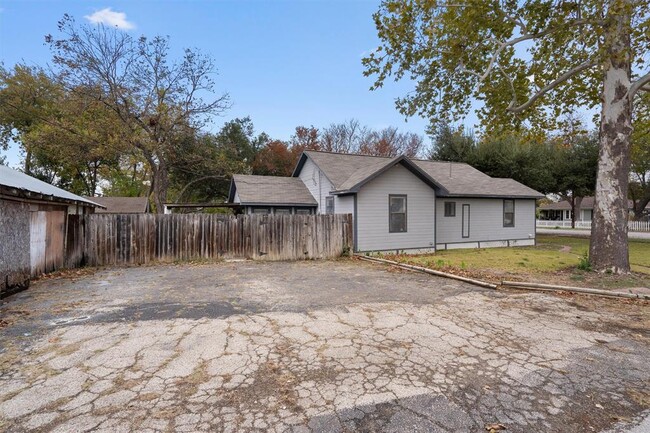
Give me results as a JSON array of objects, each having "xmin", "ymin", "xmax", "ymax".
[{"xmin": 0, "ymin": 199, "xmax": 30, "ymax": 297}]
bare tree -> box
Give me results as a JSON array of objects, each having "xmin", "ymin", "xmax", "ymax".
[
  {"xmin": 321, "ymin": 119, "xmax": 368, "ymax": 153},
  {"xmin": 358, "ymin": 127, "xmax": 424, "ymax": 157},
  {"xmin": 47, "ymin": 15, "xmax": 230, "ymax": 212}
]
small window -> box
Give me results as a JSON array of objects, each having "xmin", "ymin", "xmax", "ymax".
[
  {"xmin": 275, "ymin": 208, "xmax": 291, "ymax": 215},
  {"xmin": 253, "ymin": 208, "xmax": 270, "ymax": 214},
  {"xmin": 444, "ymin": 202, "xmax": 456, "ymax": 217},
  {"xmin": 503, "ymin": 199, "xmax": 515, "ymax": 227},
  {"xmin": 296, "ymin": 208, "xmax": 312, "ymax": 215},
  {"xmin": 325, "ymin": 196, "xmax": 335, "ymax": 214},
  {"xmin": 389, "ymin": 195, "xmax": 407, "ymax": 233}
]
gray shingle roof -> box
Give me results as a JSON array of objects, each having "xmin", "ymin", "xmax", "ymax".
[
  {"xmin": 231, "ymin": 175, "xmax": 317, "ymax": 206},
  {"xmin": 301, "ymin": 151, "xmax": 397, "ymax": 191},
  {"xmin": 539, "ymin": 197, "xmax": 642, "ymax": 210},
  {"xmin": 540, "ymin": 197, "xmax": 594, "ymax": 210},
  {"xmin": 0, "ymin": 165, "xmax": 101, "ymax": 207},
  {"xmin": 299, "ymin": 151, "xmax": 543, "ymax": 198},
  {"xmin": 412, "ymin": 160, "xmax": 543, "ymax": 198},
  {"xmin": 83, "ymin": 196, "xmax": 149, "ymax": 213}
]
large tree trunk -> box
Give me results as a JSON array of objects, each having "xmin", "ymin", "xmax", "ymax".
[
  {"xmin": 589, "ymin": 1, "xmax": 633, "ymax": 273},
  {"xmin": 141, "ymin": 147, "xmax": 169, "ymax": 214},
  {"xmin": 151, "ymin": 162, "xmax": 169, "ymax": 214}
]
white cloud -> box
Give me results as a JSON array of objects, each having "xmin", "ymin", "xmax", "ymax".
[{"xmin": 84, "ymin": 8, "xmax": 135, "ymax": 30}]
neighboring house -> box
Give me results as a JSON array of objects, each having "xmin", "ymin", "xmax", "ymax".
[
  {"xmin": 538, "ymin": 197, "xmax": 647, "ymax": 221},
  {"xmin": 0, "ymin": 166, "xmax": 102, "ymax": 297},
  {"xmin": 228, "ymin": 151, "xmax": 543, "ymax": 252},
  {"xmin": 83, "ymin": 196, "xmax": 150, "ymax": 214}
]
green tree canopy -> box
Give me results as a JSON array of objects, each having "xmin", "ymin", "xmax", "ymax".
[
  {"xmin": 364, "ymin": 0, "xmax": 650, "ymax": 272},
  {"xmin": 46, "ymin": 15, "xmax": 230, "ymax": 211},
  {"xmin": 0, "ymin": 64, "xmax": 126, "ymax": 195}
]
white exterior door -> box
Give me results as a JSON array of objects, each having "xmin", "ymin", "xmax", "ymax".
[{"xmin": 462, "ymin": 204, "xmax": 470, "ymax": 238}]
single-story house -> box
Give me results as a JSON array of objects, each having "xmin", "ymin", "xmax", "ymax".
[
  {"xmin": 538, "ymin": 197, "xmax": 648, "ymax": 221},
  {"xmin": 83, "ymin": 196, "xmax": 150, "ymax": 214},
  {"xmin": 538, "ymin": 197, "xmax": 596, "ymax": 222},
  {"xmin": 228, "ymin": 151, "xmax": 543, "ymax": 252},
  {"xmin": 0, "ymin": 166, "xmax": 102, "ymax": 297}
]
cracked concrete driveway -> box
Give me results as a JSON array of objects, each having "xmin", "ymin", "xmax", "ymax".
[{"xmin": 0, "ymin": 259, "xmax": 649, "ymax": 433}]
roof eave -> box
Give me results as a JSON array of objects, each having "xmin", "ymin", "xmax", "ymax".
[
  {"xmin": 238, "ymin": 202, "xmax": 318, "ymax": 207},
  {"xmin": 437, "ymin": 192, "xmax": 544, "ymax": 199},
  {"xmin": 0, "ymin": 185, "xmax": 106, "ymax": 208},
  {"xmin": 291, "ymin": 152, "xmax": 308, "ymax": 177}
]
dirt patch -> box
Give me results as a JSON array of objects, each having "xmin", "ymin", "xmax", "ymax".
[
  {"xmin": 0, "ymin": 309, "xmax": 31, "ymax": 328},
  {"xmin": 628, "ymin": 388, "xmax": 650, "ymax": 407},
  {"xmin": 176, "ymin": 360, "xmax": 209, "ymax": 399},
  {"xmin": 220, "ymin": 341, "xmax": 340, "ymax": 417},
  {"xmin": 33, "ymin": 267, "xmax": 98, "ymax": 282},
  {"xmin": 220, "ymin": 358, "xmax": 302, "ymax": 413}
]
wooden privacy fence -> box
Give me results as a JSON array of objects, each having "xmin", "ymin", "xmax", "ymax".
[{"xmin": 66, "ymin": 213, "xmax": 353, "ymax": 267}]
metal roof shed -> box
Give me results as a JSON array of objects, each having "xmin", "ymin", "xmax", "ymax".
[{"xmin": 0, "ymin": 166, "xmax": 102, "ymax": 298}]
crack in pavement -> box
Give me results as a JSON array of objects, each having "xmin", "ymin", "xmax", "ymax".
[{"xmin": 0, "ymin": 260, "xmax": 648, "ymax": 433}]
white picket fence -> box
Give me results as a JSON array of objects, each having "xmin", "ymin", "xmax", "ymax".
[{"xmin": 536, "ymin": 219, "xmax": 650, "ymax": 232}]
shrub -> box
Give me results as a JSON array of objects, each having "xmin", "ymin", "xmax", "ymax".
[{"xmin": 577, "ymin": 251, "xmax": 591, "ymax": 271}]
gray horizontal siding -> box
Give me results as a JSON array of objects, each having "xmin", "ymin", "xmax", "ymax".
[
  {"xmin": 356, "ymin": 164, "xmax": 435, "ymax": 251},
  {"xmin": 336, "ymin": 195, "xmax": 354, "ymax": 215},
  {"xmin": 298, "ymin": 158, "xmax": 334, "ymax": 214},
  {"xmin": 436, "ymin": 198, "xmax": 536, "ymax": 244}
]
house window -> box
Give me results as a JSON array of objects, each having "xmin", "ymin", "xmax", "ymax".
[
  {"xmin": 325, "ymin": 196, "xmax": 335, "ymax": 214},
  {"xmin": 503, "ymin": 199, "xmax": 515, "ymax": 227},
  {"xmin": 275, "ymin": 208, "xmax": 291, "ymax": 215},
  {"xmin": 296, "ymin": 208, "xmax": 312, "ymax": 215},
  {"xmin": 444, "ymin": 202, "xmax": 456, "ymax": 217},
  {"xmin": 253, "ymin": 208, "xmax": 270, "ymax": 214},
  {"xmin": 389, "ymin": 195, "xmax": 407, "ymax": 233}
]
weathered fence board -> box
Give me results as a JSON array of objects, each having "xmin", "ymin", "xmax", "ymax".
[
  {"xmin": 69, "ymin": 213, "xmax": 352, "ymax": 267},
  {"xmin": 30, "ymin": 210, "xmax": 65, "ymax": 276}
]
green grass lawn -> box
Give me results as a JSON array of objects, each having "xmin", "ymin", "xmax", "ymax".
[
  {"xmin": 385, "ymin": 235, "xmax": 650, "ymax": 289},
  {"xmin": 538, "ymin": 235, "xmax": 650, "ymax": 272}
]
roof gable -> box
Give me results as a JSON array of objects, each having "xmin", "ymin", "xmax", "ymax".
[{"xmin": 293, "ymin": 151, "xmax": 443, "ymax": 194}]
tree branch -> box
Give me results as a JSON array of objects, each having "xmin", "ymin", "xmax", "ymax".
[
  {"xmin": 629, "ymin": 71, "xmax": 650, "ymax": 97},
  {"xmin": 459, "ymin": 19, "xmax": 591, "ymax": 85},
  {"xmin": 175, "ymin": 175, "xmax": 227, "ymax": 203},
  {"xmin": 506, "ymin": 61, "xmax": 597, "ymax": 113}
]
